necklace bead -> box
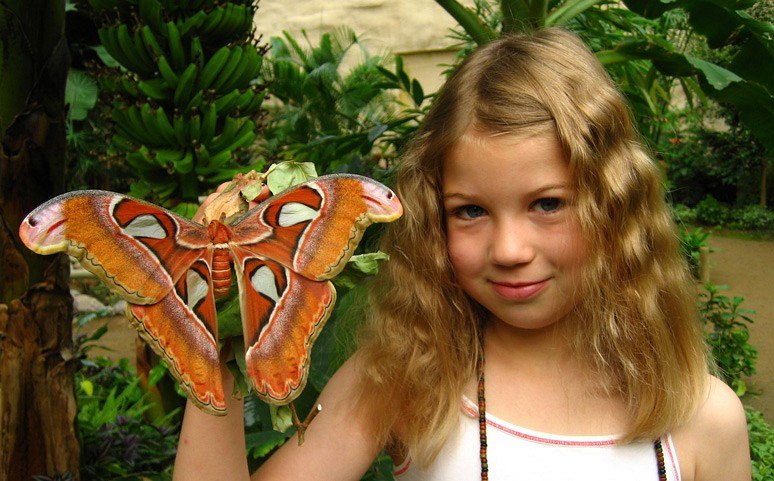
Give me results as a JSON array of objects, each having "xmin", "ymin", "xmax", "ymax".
[{"xmin": 476, "ymin": 351, "xmax": 667, "ymax": 480}]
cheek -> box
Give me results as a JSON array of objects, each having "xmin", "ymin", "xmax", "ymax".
[
  {"xmin": 553, "ymin": 226, "xmax": 587, "ymax": 298},
  {"xmin": 555, "ymin": 218, "xmax": 586, "ymax": 267},
  {"xmin": 446, "ymin": 231, "xmax": 480, "ymax": 277}
]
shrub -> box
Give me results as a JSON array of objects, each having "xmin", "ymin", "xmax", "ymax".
[
  {"xmin": 694, "ymin": 195, "xmax": 731, "ymax": 227},
  {"xmin": 698, "ymin": 283, "xmax": 758, "ymax": 396},
  {"xmin": 77, "ymin": 357, "xmax": 179, "ymax": 480},
  {"xmin": 678, "ymin": 227, "xmax": 709, "ymax": 279},
  {"xmin": 671, "ymin": 203, "xmax": 697, "ymax": 225},
  {"xmin": 728, "ymin": 205, "xmax": 774, "ymax": 232},
  {"xmin": 259, "ymin": 28, "xmax": 426, "ymax": 178},
  {"xmin": 748, "ymin": 407, "xmax": 774, "ymax": 481}
]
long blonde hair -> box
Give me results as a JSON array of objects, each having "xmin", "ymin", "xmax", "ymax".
[{"xmin": 356, "ymin": 28, "xmax": 709, "ymax": 466}]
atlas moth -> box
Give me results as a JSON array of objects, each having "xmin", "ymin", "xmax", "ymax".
[{"xmin": 19, "ymin": 172, "xmax": 402, "ymax": 440}]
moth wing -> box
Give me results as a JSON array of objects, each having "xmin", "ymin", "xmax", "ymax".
[
  {"xmin": 231, "ymin": 249, "xmax": 334, "ymax": 405},
  {"xmin": 19, "ymin": 190, "xmax": 211, "ymax": 304},
  {"xmin": 128, "ymin": 257, "xmax": 225, "ymax": 414},
  {"xmin": 230, "ymin": 174, "xmax": 402, "ymax": 281}
]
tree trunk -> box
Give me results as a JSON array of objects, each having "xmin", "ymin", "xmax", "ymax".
[
  {"xmin": 0, "ymin": 0, "xmax": 79, "ymax": 479},
  {"xmin": 0, "ymin": 257, "xmax": 79, "ymax": 480}
]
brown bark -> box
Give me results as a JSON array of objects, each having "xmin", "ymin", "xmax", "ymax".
[
  {"xmin": 0, "ymin": 2, "xmax": 77, "ymax": 479},
  {"xmin": 0, "ymin": 256, "xmax": 79, "ymax": 481}
]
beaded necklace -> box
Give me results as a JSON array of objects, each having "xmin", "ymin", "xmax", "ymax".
[{"xmin": 475, "ymin": 352, "xmax": 667, "ymax": 481}]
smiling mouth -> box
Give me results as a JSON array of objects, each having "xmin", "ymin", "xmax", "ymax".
[{"xmin": 490, "ymin": 279, "xmax": 549, "ymax": 300}]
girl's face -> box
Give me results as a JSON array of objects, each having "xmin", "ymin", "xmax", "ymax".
[{"xmin": 442, "ymin": 131, "xmax": 585, "ymax": 331}]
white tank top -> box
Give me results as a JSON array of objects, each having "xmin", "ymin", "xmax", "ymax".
[{"xmin": 394, "ymin": 397, "xmax": 681, "ymax": 481}]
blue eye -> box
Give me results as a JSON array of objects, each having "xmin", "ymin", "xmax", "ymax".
[
  {"xmin": 456, "ymin": 205, "xmax": 486, "ymax": 219},
  {"xmin": 533, "ymin": 198, "xmax": 562, "ymax": 212}
]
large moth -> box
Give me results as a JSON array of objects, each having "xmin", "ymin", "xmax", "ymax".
[{"xmin": 19, "ymin": 174, "xmax": 402, "ymax": 422}]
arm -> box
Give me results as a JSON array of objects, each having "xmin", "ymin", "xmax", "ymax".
[
  {"xmin": 173, "ymin": 369, "xmax": 251, "ymax": 481},
  {"xmin": 673, "ymin": 375, "xmax": 751, "ymax": 481},
  {"xmin": 253, "ymin": 356, "xmax": 384, "ymax": 480}
]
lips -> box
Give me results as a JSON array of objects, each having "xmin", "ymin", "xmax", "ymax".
[{"xmin": 490, "ymin": 278, "xmax": 549, "ymax": 301}]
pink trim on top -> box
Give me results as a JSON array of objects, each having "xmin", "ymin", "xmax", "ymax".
[
  {"xmin": 664, "ymin": 435, "xmax": 682, "ymax": 481},
  {"xmin": 393, "ymin": 457, "xmax": 412, "ymax": 476},
  {"xmin": 461, "ymin": 396, "xmax": 618, "ymax": 447}
]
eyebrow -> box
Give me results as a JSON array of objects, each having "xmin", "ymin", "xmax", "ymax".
[{"xmin": 442, "ymin": 183, "xmax": 571, "ymax": 200}]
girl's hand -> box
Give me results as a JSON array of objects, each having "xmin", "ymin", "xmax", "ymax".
[
  {"xmin": 173, "ymin": 361, "xmax": 251, "ymax": 481},
  {"xmin": 252, "ymin": 356, "xmax": 383, "ymax": 481}
]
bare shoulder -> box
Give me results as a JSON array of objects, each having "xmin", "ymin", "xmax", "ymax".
[
  {"xmin": 252, "ymin": 355, "xmax": 383, "ymax": 481},
  {"xmin": 672, "ymin": 375, "xmax": 751, "ymax": 481}
]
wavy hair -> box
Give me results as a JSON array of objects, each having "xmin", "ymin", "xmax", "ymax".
[{"xmin": 355, "ymin": 28, "xmax": 709, "ymax": 467}]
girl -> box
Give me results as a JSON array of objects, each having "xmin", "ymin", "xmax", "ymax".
[{"xmin": 173, "ymin": 28, "xmax": 751, "ymax": 480}]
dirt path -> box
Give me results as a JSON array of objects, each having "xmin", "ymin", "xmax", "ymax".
[{"xmin": 709, "ymin": 235, "xmax": 774, "ymax": 422}]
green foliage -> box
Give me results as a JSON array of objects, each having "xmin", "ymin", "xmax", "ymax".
[
  {"xmin": 76, "ymin": 357, "xmax": 179, "ymax": 481},
  {"xmin": 695, "ymin": 195, "xmax": 732, "ymax": 226},
  {"xmin": 65, "ymin": 70, "xmax": 99, "ymax": 121},
  {"xmin": 77, "ymin": 278, "xmax": 123, "ymax": 307},
  {"xmin": 260, "ymin": 28, "xmax": 426, "ymax": 177},
  {"xmin": 729, "ymin": 205, "xmax": 774, "ymax": 232},
  {"xmin": 677, "ymin": 226, "xmax": 709, "ymax": 278},
  {"xmin": 264, "ymin": 160, "xmax": 318, "ymax": 194},
  {"xmin": 748, "ymin": 407, "xmax": 774, "ymax": 481},
  {"xmin": 671, "ymin": 203, "xmax": 697, "ymax": 225},
  {"xmin": 64, "ymin": 59, "xmax": 135, "ymax": 192},
  {"xmin": 70, "ymin": 289, "xmax": 178, "ymax": 480},
  {"xmin": 662, "ymin": 118, "xmax": 769, "ymax": 208},
  {"xmin": 82, "ymin": 0, "xmax": 267, "ymax": 211},
  {"xmin": 360, "ymin": 452, "xmax": 395, "ymax": 481},
  {"xmin": 686, "ymin": 196, "xmax": 773, "ymax": 232},
  {"xmin": 698, "ymin": 283, "xmax": 758, "ymax": 396}
]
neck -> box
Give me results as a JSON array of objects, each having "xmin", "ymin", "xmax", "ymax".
[{"xmin": 484, "ymin": 316, "xmax": 574, "ymax": 369}]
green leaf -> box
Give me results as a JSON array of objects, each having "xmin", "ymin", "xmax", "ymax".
[
  {"xmin": 348, "ymin": 251, "xmax": 389, "ymax": 276},
  {"xmin": 500, "ymin": 0, "xmax": 531, "ymax": 32},
  {"xmin": 216, "ymin": 291, "xmax": 243, "ymax": 339},
  {"xmin": 435, "ymin": 0, "xmax": 497, "ymax": 44},
  {"xmin": 65, "ymin": 70, "xmax": 98, "ymax": 121},
  {"xmin": 265, "ymin": 161, "xmax": 318, "ymax": 194},
  {"xmin": 546, "ymin": 0, "xmax": 605, "ymax": 27},
  {"xmin": 367, "ymin": 124, "xmax": 389, "ymax": 143},
  {"xmin": 621, "ymin": 0, "xmax": 673, "ymax": 19},
  {"xmin": 241, "ymin": 181, "xmax": 265, "ymax": 203},
  {"xmin": 684, "ymin": 55, "xmax": 743, "ymax": 91},
  {"xmin": 332, "ymin": 251, "xmax": 390, "ymax": 289},
  {"xmin": 699, "ymin": 78, "xmax": 774, "ymax": 152},
  {"xmin": 80, "ymin": 379, "xmax": 95, "ymax": 396},
  {"xmin": 148, "ymin": 362, "xmax": 167, "ymax": 387},
  {"xmin": 230, "ymin": 336, "xmax": 251, "ymax": 397},
  {"xmin": 245, "ymin": 429, "xmax": 289, "ymax": 458},
  {"xmin": 269, "ymin": 405, "xmax": 294, "ymax": 433},
  {"xmin": 411, "ymin": 78, "xmax": 425, "ymax": 106},
  {"xmin": 172, "ymin": 202, "xmax": 199, "ymax": 219}
]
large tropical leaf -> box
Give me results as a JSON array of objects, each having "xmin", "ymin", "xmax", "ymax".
[{"xmin": 64, "ymin": 70, "xmax": 98, "ymax": 121}]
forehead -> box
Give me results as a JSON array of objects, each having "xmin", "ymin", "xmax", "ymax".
[{"xmin": 442, "ymin": 131, "xmax": 571, "ymax": 192}]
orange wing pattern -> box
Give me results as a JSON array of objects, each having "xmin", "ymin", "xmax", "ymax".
[{"xmin": 19, "ymin": 174, "xmax": 402, "ymax": 413}]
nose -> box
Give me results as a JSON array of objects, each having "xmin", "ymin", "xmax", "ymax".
[{"xmin": 489, "ymin": 220, "xmax": 536, "ymax": 266}]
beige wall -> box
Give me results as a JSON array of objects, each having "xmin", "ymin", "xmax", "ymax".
[{"xmin": 254, "ymin": 0, "xmax": 470, "ymax": 92}]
